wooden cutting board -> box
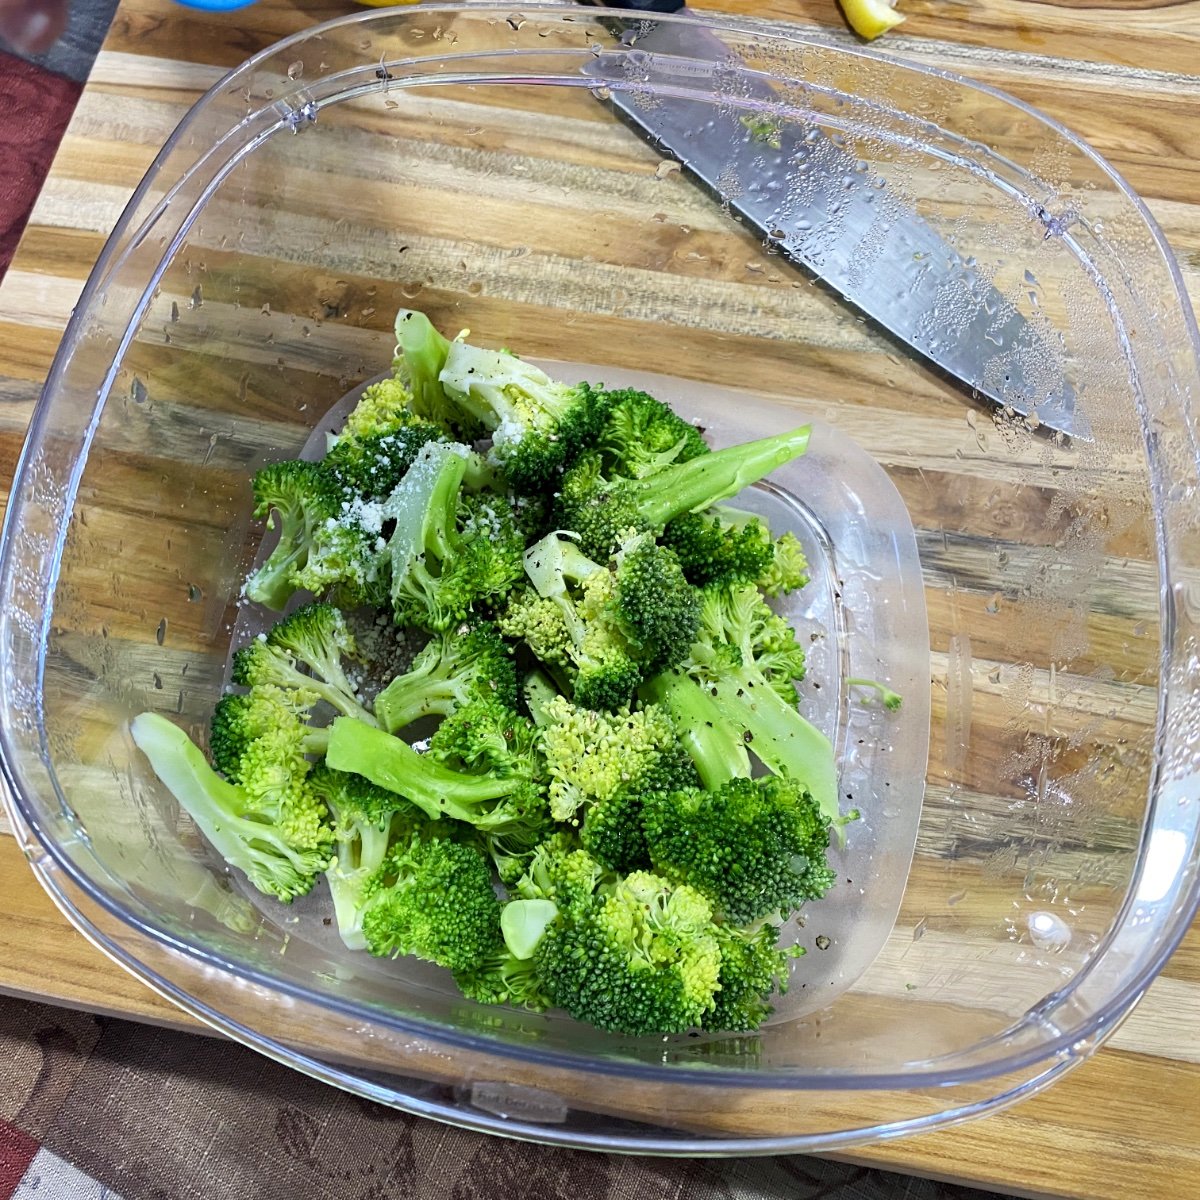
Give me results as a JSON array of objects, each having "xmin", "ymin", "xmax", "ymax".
[{"xmin": 0, "ymin": 0, "xmax": 1199, "ymax": 1197}]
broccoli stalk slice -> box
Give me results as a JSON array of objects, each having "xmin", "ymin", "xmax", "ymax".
[
  {"xmin": 131, "ymin": 713, "xmax": 329, "ymax": 903},
  {"xmin": 847, "ymin": 677, "xmax": 903, "ymax": 710},
  {"xmin": 522, "ymin": 669, "xmax": 561, "ymax": 728},
  {"xmin": 395, "ymin": 309, "xmax": 453, "ymax": 421},
  {"xmin": 522, "ymin": 531, "xmax": 602, "ymax": 643},
  {"xmin": 325, "ymin": 717, "xmax": 524, "ymax": 822},
  {"xmin": 639, "ymin": 671, "xmax": 749, "ymax": 789},
  {"xmin": 500, "ymin": 898, "xmax": 559, "ymax": 960}
]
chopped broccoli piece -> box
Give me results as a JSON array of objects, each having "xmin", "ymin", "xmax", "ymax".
[
  {"xmin": 656, "ymin": 584, "xmax": 838, "ymax": 822},
  {"xmin": 663, "ymin": 507, "xmax": 810, "ymax": 594},
  {"xmin": 594, "ymin": 387, "xmax": 709, "ymax": 479},
  {"xmin": 325, "ymin": 716, "xmax": 544, "ymax": 833},
  {"xmin": 505, "ymin": 530, "xmax": 699, "ymax": 710},
  {"xmin": 642, "ymin": 775, "xmax": 837, "ymax": 924},
  {"xmin": 324, "ymin": 423, "xmax": 445, "ymax": 501},
  {"xmin": 373, "ymin": 622, "xmax": 517, "ymax": 734},
  {"xmin": 309, "ymin": 763, "xmax": 427, "ymax": 949},
  {"xmin": 379, "ymin": 441, "xmax": 525, "ymax": 631},
  {"xmin": 555, "ymin": 425, "xmax": 811, "ymax": 559},
  {"xmin": 535, "ymin": 867, "xmax": 722, "ymax": 1035},
  {"xmin": 437, "ymin": 339, "xmax": 615, "ymax": 493},
  {"xmin": 704, "ymin": 923, "xmax": 803, "ymax": 1032},
  {"xmin": 454, "ymin": 943, "xmax": 551, "ymax": 1010},
  {"xmin": 244, "ymin": 460, "xmax": 339, "ymax": 610},
  {"xmin": 359, "ymin": 832, "xmax": 501, "ymax": 972},
  {"xmin": 131, "ymin": 712, "xmax": 331, "ymax": 903},
  {"xmin": 394, "ymin": 308, "xmax": 455, "ymax": 425}
]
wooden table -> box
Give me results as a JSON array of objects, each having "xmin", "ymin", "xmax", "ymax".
[{"xmin": 1, "ymin": 0, "xmax": 1199, "ymax": 1196}]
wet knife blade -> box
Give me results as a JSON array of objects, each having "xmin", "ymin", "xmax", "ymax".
[{"xmin": 580, "ymin": 3, "xmax": 1084, "ymax": 439}]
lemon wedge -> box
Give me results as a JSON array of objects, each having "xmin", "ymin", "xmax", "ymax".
[{"xmin": 838, "ymin": 0, "xmax": 905, "ymax": 40}]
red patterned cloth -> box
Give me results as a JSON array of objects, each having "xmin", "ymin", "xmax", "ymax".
[{"xmin": 0, "ymin": 49, "xmax": 81, "ymax": 279}]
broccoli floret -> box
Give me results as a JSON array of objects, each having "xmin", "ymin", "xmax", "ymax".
[
  {"xmin": 555, "ymin": 425, "xmax": 811, "ymax": 560},
  {"xmin": 231, "ymin": 636, "xmax": 373, "ymax": 725},
  {"xmin": 325, "ymin": 716, "xmax": 545, "ymax": 833},
  {"xmin": 595, "ymin": 387, "xmax": 708, "ymax": 479},
  {"xmin": 359, "ymin": 832, "xmax": 501, "ymax": 972},
  {"xmin": 208, "ymin": 683, "xmax": 327, "ymax": 782},
  {"xmin": 537, "ymin": 694, "xmax": 674, "ymax": 823},
  {"xmin": 237, "ymin": 602, "xmax": 374, "ymax": 723},
  {"xmin": 427, "ymin": 696, "xmax": 542, "ymax": 778},
  {"xmin": 508, "ymin": 530, "xmax": 699, "ymax": 711},
  {"xmin": 373, "ymin": 622, "xmax": 517, "ymax": 734},
  {"xmin": 309, "ymin": 763, "xmax": 427, "ymax": 948},
  {"xmin": 131, "ymin": 711, "xmax": 331, "ymax": 903},
  {"xmin": 847, "ymin": 678, "xmax": 903, "ymax": 710},
  {"xmin": 337, "ymin": 374, "xmax": 422, "ymax": 446},
  {"xmin": 243, "ymin": 460, "xmax": 339, "ymax": 610},
  {"xmin": 642, "ymin": 775, "xmax": 837, "ymax": 924},
  {"xmin": 454, "ymin": 943, "xmax": 551, "ymax": 1010},
  {"xmin": 379, "ymin": 441, "xmax": 525, "ymax": 631},
  {"xmin": 655, "ymin": 584, "xmax": 838, "ymax": 822},
  {"xmin": 758, "ymin": 530, "xmax": 809, "ymax": 596},
  {"xmin": 323, "ymin": 423, "xmax": 445, "ymax": 501},
  {"xmin": 437, "ymin": 339, "xmax": 615, "ymax": 493},
  {"xmin": 704, "ymin": 923, "xmax": 803, "ymax": 1032},
  {"xmin": 535, "ymin": 869, "xmax": 722, "ymax": 1035},
  {"xmin": 662, "ymin": 510, "xmax": 775, "ymax": 590},
  {"xmin": 514, "ymin": 833, "xmax": 605, "ymax": 916},
  {"xmin": 663, "ymin": 508, "xmax": 811, "ymax": 594}
]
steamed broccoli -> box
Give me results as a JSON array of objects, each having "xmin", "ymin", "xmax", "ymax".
[
  {"xmin": 595, "ymin": 387, "xmax": 709, "ymax": 479},
  {"xmin": 323, "ymin": 422, "xmax": 445, "ymax": 501},
  {"xmin": 379, "ymin": 441, "xmax": 525, "ymax": 631},
  {"xmin": 502, "ymin": 530, "xmax": 699, "ymax": 711},
  {"xmin": 231, "ymin": 602, "xmax": 375, "ymax": 723},
  {"xmin": 394, "ymin": 308, "xmax": 456, "ymax": 426},
  {"xmin": 535, "ymin": 694, "xmax": 697, "ymax": 872},
  {"xmin": 536, "ymin": 867, "xmax": 722, "ymax": 1035},
  {"xmin": 325, "ymin": 716, "xmax": 545, "ymax": 834},
  {"xmin": 555, "ymin": 425, "xmax": 811, "ymax": 560},
  {"xmin": 359, "ymin": 831, "xmax": 502, "ymax": 972},
  {"xmin": 309, "ymin": 763, "xmax": 427, "ymax": 949},
  {"xmin": 663, "ymin": 507, "xmax": 809, "ymax": 594},
  {"xmin": 847, "ymin": 678, "xmax": 903, "ymax": 710},
  {"xmin": 437, "ymin": 338, "xmax": 615, "ymax": 493},
  {"xmin": 641, "ymin": 775, "xmax": 836, "ymax": 924},
  {"xmin": 131, "ymin": 711, "xmax": 332, "ymax": 903},
  {"xmin": 650, "ymin": 584, "xmax": 838, "ymax": 821},
  {"xmin": 705, "ymin": 923, "xmax": 804, "ymax": 1032},
  {"xmin": 373, "ymin": 622, "xmax": 517, "ymax": 734},
  {"xmin": 243, "ymin": 460, "xmax": 339, "ymax": 610}
]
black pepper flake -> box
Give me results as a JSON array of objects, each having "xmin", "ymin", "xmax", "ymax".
[
  {"xmin": 742, "ymin": 730, "xmax": 753, "ymax": 743},
  {"xmin": 815, "ymin": 935, "xmax": 831, "ymax": 950}
]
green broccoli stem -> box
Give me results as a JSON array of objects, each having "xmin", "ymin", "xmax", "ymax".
[
  {"xmin": 374, "ymin": 678, "xmax": 461, "ymax": 734},
  {"xmin": 326, "ymin": 717, "xmax": 522, "ymax": 823},
  {"xmin": 244, "ymin": 531, "xmax": 303, "ymax": 611},
  {"xmin": 131, "ymin": 713, "xmax": 319, "ymax": 880},
  {"xmin": 636, "ymin": 426, "xmax": 811, "ymax": 526},
  {"xmin": 705, "ymin": 674, "xmax": 840, "ymax": 823},
  {"xmin": 639, "ymin": 671, "xmax": 749, "ymax": 789},
  {"xmin": 395, "ymin": 309, "xmax": 452, "ymax": 419}
]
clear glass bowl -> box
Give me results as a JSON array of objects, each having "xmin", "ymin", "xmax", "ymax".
[{"xmin": 2, "ymin": 3, "xmax": 1199, "ymax": 1153}]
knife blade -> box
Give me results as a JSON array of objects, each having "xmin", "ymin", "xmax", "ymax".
[{"xmin": 580, "ymin": 2, "xmax": 1084, "ymax": 440}]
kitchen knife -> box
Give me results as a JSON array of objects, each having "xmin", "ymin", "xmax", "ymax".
[{"xmin": 579, "ymin": 1, "xmax": 1084, "ymax": 439}]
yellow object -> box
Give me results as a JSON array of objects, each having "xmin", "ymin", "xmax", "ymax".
[{"xmin": 838, "ymin": 0, "xmax": 905, "ymax": 40}]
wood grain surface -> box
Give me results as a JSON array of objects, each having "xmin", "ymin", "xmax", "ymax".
[{"xmin": 0, "ymin": 0, "xmax": 1198, "ymax": 1196}]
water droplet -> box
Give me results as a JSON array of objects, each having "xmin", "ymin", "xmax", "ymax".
[
  {"xmin": 1027, "ymin": 910, "xmax": 1071, "ymax": 951},
  {"xmin": 156, "ymin": 618, "xmax": 168, "ymax": 646},
  {"xmin": 467, "ymin": 281, "xmax": 483, "ymax": 296}
]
